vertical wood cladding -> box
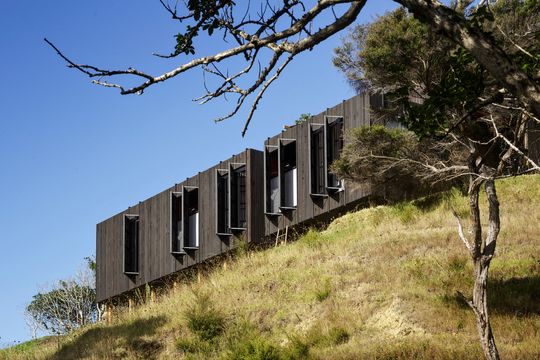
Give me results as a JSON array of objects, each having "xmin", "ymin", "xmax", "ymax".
[
  {"xmin": 528, "ymin": 120, "xmax": 540, "ymax": 166},
  {"xmin": 96, "ymin": 91, "xmax": 540, "ymax": 303},
  {"xmin": 96, "ymin": 149, "xmax": 264, "ymax": 302},
  {"xmin": 263, "ymin": 93, "xmax": 377, "ymax": 238}
]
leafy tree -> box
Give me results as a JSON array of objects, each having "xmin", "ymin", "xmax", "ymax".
[
  {"xmin": 26, "ymin": 258, "xmax": 98, "ymax": 336},
  {"xmin": 46, "ymin": 0, "xmax": 540, "ymax": 136},
  {"xmin": 332, "ymin": 3, "xmax": 539, "ymax": 359}
]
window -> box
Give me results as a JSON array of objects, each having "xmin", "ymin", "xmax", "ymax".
[
  {"xmin": 216, "ymin": 170, "xmax": 230, "ymax": 235},
  {"xmin": 326, "ymin": 117, "xmax": 344, "ymax": 190},
  {"xmin": 309, "ymin": 124, "xmax": 326, "ymax": 195},
  {"xmin": 170, "ymin": 192, "xmax": 184, "ymax": 254},
  {"xmin": 280, "ymin": 139, "xmax": 297, "ymax": 209},
  {"xmin": 265, "ymin": 146, "xmax": 280, "ymax": 214},
  {"xmin": 184, "ymin": 187, "xmax": 199, "ymax": 249},
  {"xmin": 230, "ymin": 164, "xmax": 247, "ymax": 229},
  {"xmin": 123, "ymin": 214, "xmax": 139, "ymax": 274}
]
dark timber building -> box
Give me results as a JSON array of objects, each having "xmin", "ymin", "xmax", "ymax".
[
  {"xmin": 96, "ymin": 92, "xmax": 540, "ymax": 303},
  {"xmin": 96, "ymin": 149, "xmax": 264, "ymax": 303}
]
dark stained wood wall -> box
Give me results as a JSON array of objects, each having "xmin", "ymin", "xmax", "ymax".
[
  {"xmin": 529, "ymin": 120, "xmax": 540, "ymax": 166},
  {"xmin": 263, "ymin": 93, "xmax": 376, "ymax": 237},
  {"xmin": 96, "ymin": 149, "xmax": 264, "ymax": 302}
]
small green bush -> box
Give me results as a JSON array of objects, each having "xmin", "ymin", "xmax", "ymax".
[
  {"xmin": 227, "ymin": 336, "xmax": 282, "ymax": 360},
  {"xmin": 403, "ymin": 258, "xmax": 429, "ymax": 281},
  {"xmin": 282, "ymin": 337, "xmax": 310, "ymax": 359},
  {"xmin": 314, "ymin": 279, "xmax": 332, "ymax": 302},
  {"xmin": 235, "ymin": 235, "xmax": 250, "ymax": 258},
  {"xmin": 184, "ymin": 293, "xmax": 225, "ymax": 341},
  {"xmin": 392, "ymin": 202, "xmax": 419, "ymax": 224},
  {"xmin": 327, "ymin": 327, "xmax": 350, "ymax": 345},
  {"xmin": 300, "ymin": 229, "xmax": 322, "ymax": 249}
]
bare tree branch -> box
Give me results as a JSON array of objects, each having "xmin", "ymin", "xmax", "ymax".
[
  {"xmin": 45, "ymin": 0, "xmax": 366, "ymax": 135},
  {"xmin": 451, "ymin": 207, "xmax": 474, "ymax": 256}
]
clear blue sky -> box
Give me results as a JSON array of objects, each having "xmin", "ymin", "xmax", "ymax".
[{"xmin": 0, "ymin": 0, "xmax": 396, "ymax": 346}]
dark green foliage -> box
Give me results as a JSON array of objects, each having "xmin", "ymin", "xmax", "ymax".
[
  {"xmin": 336, "ymin": 6, "xmax": 489, "ymax": 138},
  {"xmin": 171, "ymin": 0, "xmax": 236, "ymax": 56},
  {"xmin": 295, "ymin": 113, "xmax": 312, "ymax": 125},
  {"xmin": 85, "ymin": 256, "xmax": 96, "ymax": 272},
  {"xmin": 227, "ymin": 335, "xmax": 309, "ymax": 360},
  {"xmin": 176, "ymin": 315, "xmax": 313, "ymax": 360},
  {"xmin": 334, "ymin": 3, "xmax": 538, "ymax": 140},
  {"xmin": 184, "ymin": 293, "xmax": 225, "ymax": 341},
  {"xmin": 401, "ymin": 48, "xmax": 486, "ymax": 138},
  {"xmin": 488, "ymin": 0, "xmax": 540, "ymax": 78},
  {"xmin": 331, "ymin": 125, "xmax": 418, "ymax": 183},
  {"xmin": 333, "ymin": 8, "xmax": 440, "ymax": 95}
]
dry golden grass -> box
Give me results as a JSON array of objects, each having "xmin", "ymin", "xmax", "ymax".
[{"xmin": 3, "ymin": 175, "xmax": 539, "ymax": 360}]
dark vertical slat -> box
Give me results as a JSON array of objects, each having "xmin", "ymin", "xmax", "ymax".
[{"xmin": 248, "ymin": 149, "xmax": 265, "ymax": 244}]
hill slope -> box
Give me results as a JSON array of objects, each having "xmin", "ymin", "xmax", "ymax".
[{"xmin": 3, "ymin": 175, "xmax": 540, "ymax": 360}]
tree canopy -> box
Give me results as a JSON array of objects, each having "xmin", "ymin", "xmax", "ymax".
[{"xmin": 26, "ymin": 258, "xmax": 98, "ymax": 336}]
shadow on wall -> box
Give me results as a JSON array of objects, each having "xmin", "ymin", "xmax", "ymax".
[{"xmin": 47, "ymin": 315, "xmax": 167, "ymax": 360}]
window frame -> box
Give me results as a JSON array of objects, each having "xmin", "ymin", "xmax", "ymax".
[
  {"xmin": 123, "ymin": 214, "xmax": 140, "ymax": 275},
  {"xmin": 264, "ymin": 144, "xmax": 281, "ymax": 216},
  {"xmin": 279, "ymin": 138, "xmax": 297, "ymax": 211},
  {"xmin": 308, "ymin": 122, "xmax": 328, "ymax": 197},
  {"xmin": 182, "ymin": 185, "xmax": 200, "ymax": 250},
  {"xmin": 325, "ymin": 116, "xmax": 345, "ymax": 192},
  {"xmin": 229, "ymin": 163, "xmax": 247, "ymax": 231},
  {"xmin": 170, "ymin": 191, "xmax": 186, "ymax": 255},
  {"xmin": 215, "ymin": 169, "xmax": 232, "ymax": 236}
]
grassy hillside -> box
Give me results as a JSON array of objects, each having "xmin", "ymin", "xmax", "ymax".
[{"xmin": 3, "ymin": 175, "xmax": 539, "ymax": 360}]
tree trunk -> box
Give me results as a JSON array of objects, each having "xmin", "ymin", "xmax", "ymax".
[
  {"xmin": 465, "ymin": 178, "xmax": 500, "ymax": 360},
  {"xmin": 472, "ymin": 257, "xmax": 500, "ymax": 360}
]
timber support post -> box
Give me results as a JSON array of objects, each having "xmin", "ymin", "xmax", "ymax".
[{"xmin": 105, "ymin": 303, "xmax": 113, "ymax": 324}]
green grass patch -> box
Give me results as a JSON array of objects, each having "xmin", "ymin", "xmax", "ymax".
[{"xmin": 184, "ymin": 292, "xmax": 225, "ymax": 341}]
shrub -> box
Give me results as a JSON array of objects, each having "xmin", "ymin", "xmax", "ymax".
[
  {"xmin": 300, "ymin": 229, "xmax": 322, "ymax": 249},
  {"xmin": 314, "ymin": 279, "xmax": 332, "ymax": 302},
  {"xmin": 282, "ymin": 337, "xmax": 310, "ymax": 359},
  {"xmin": 227, "ymin": 336, "xmax": 282, "ymax": 360},
  {"xmin": 184, "ymin": 293, "xmax": 225, "ymax": 341},
  {"xmin": 235, "ymin": 235, "xmax": 250, "ymax": 258},
  {"xmin": 392, "ymin": 202, "xmax": 419, "ymax": 224},
  {"xmin": 327, "ymin": 327, "xmax": 350, "ymax": 345}
]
